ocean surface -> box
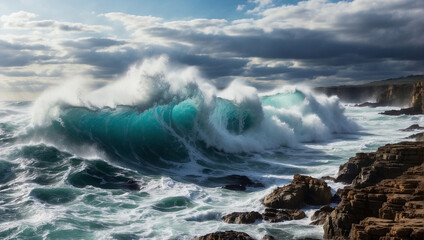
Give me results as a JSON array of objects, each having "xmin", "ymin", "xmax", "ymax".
[{"xmin": 1, "ymin": 60, "xmax": 423, "ymax": 240}]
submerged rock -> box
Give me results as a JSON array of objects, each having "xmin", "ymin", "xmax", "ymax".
[
  {"xmin": 220, "ymin": 175, "xmax": 264, "ymax": 191},
  {"xmin": 222, "ymin": 184, "xmax": 246, "ymax": 191},
  {"xmin": 263, "ymin": 175, "xmax": 332, "ymax": 209},
  {"xmin": 310, "ymin": 205, "xmax": 334, "ymax": 225},
  {"xmin": 321, "ymin": 176, "xmax": 336, "ymax": 181},
  {"xmin": 125, "ymin": 180, "xmax": 142, "ymax": 191},
  {"xmin": 194, "ymin": 230, "xmax": 255, "ymax": 240},
  {"xmin": 407, "ymin": 132, "xmax": 424, "ymax": 141},
  {"xmin": 401, "ymin": 124, "xmax": 424, "ymax": 131},
  {"xmin": 262, "ymin": 208, "xmax": 306, "ymax": 223},
  {"xmin": 222, "ymin": 211, "xmax": 262, "ymax": 224}
]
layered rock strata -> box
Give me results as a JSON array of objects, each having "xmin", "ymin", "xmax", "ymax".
[
  {"xmin": 336, "ymin": 142, "xmax": 424, "ymax": 188},
  {"xmin": 323, "ymin": 142, "xmax": 424, "ymax": 240}
]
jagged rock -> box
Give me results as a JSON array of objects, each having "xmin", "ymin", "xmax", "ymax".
[
  {"xmin": 321, "ymin": 176, "xmax": 336, "ymax": 181},
  {"xmin": 401, "ymin": 124, "xmax": 424, "ymax": 131},
  {"xmin": 310, "ymin": 205, "xmax": 334, "ymax": 225},
  {"xmin": 263, "ymin": 175, "xmax": 332, "ymax": 209},
  {"xmin": 335, "ymin": 152, "xmax": 376, "ymax": 184},
  {"xmin": 262, "ymin": 235, "xmax": 275, "ymax": 240},
  {"xmin": 323, "ymin": 163, "xmax": 424, "ymax": 239},
  {"xmin": 407, "ymin": 132, "xmax": 424, "ymax": 141},
  {"xmin": 262, "ymin": 208, "xmax": 306, "ymax": 223},
  {"xmin": 194, "ymin": 231, "xmax": 255, "ymax": 240},
  {"xmin": 222, "ymin": 211, "xmax": 262, "ymax": 224},
  {"xmin": 335, "ymin": 142, "xmax": 424, "ymax": 188}
]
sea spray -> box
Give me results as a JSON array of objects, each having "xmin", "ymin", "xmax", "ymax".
[{"xmin": 31, "ymin": 56, "xmax": 358, "ymax": 157}]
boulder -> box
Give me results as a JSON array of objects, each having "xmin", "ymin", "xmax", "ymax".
[
  {"xmin": 262, "ymin": 208, "xmax": 306, "ymax": 223},
  {"xmin": 194, "ymin": 231, "xmax": 255, "ymax": 240},
  {"xmin": 263, "ymin": 175, "xmax": 332, "ymax": 209},
  {"xmin": 222, "ymin": 211, "xmax": 262, "ymax": 224},
  {"xmin": 310, "ymin": 205, "xmax": 334, "ymax": 225}
]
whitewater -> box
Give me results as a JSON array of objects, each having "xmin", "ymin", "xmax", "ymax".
[{"xmin": 1, "ymin": 56, "xmax": 422, "ymax": 239}]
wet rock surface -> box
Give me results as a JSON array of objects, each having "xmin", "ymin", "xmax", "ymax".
[
  {"xmin": 310, "ymin": 205, "xmax": 334, "ymax": 225},
  {"xmin": 222, "ymin": 211, "xmax": 262, "ymax": 224},
  {"xmin": 262, "ymin": 208, "xmax": 306, "ymax": 223},
  {"xmin": 219, "ymin": 175, "xmax": 264, "ymax": 191},
  {"xmin": 194, "ymin": 230, "xmax": 255, "ymax": 240},
  {"xmin": 263, "ymin": 174, "xmax": 332, "ymax": 209},
  {"xmin": 407, "ymin": 132, "xmax": 424, "ymax": 141},
  {"xmin": 401, "ymin": 124, "xmax": 424, "ymax": 131}
]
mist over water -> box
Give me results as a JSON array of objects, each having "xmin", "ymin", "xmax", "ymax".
[{"xmin": 0, "ymin": 57, "xmax": 421, "ymax": 239}]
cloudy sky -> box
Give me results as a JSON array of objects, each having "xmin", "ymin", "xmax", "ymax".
[{"xmin": 0, "ymin": 0, "xmax": 423, "ymax": 100}]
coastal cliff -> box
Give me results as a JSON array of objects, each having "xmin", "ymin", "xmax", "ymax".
[
  {"xmin": 324, "ymin": 142, "xmax": 424, "ymax": 240},
  {"xmin": 315, "ymin": 75, "xmax": 424, "ymax": 108}
]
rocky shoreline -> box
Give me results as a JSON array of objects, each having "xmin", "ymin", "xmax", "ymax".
[{"xmin": 194, "ymin": 139, "xmax": 424, "ymax": 240}]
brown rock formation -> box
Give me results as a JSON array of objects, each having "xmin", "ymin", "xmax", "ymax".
[
  {"xmin": 310, "ymin": 205, "xmax": 334, "ymax": 225},
  {"xmin": 262, "ymin": 208, "xmax": 306, "ymax": 223},
  {"xmin": 412, "ymin": 81, "xmax": 424, "ymax": 113},
  {"xmin": 194, "ymin": 231, "xmax": 255, "ymax": 240},
  {"xmin": 323, "ymin": 161, "xmax": 424, "ymax": 239},
  {"xmin": 335, "ymin": 142, "xmax": 424, "ymax": 188},
  {"xmin": 381, "ymin": 81, "xmax": 424, "ymax": 115},
  {"xmin": 263, "ymin": 175, "xmax": 332, "ymax": 209},
  {"xmin": 315, "ymin": 75, "xmax": 424, "ymax": 105},
  {"xmin": 222, "ymin": 211, "xmax": 262, "ymax": 224}
]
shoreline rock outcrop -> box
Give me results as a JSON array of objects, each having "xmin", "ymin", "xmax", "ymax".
[
  {"xmin": 335, "ymin": 142, "xmax": 424, "ymax": 188},
  {"xmin": 323, "ymin": 142, "xmax": 424, "ymax": 240},
  {"xmin": 263, "ymin": 174, "xmax": 332, "ymax": 209}
]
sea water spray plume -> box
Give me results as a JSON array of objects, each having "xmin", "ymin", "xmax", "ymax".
[{"xmin": 30, "ymin": 56, "xmax": 359, "ymax": 174}]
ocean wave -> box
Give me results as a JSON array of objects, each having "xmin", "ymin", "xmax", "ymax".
[{"xmin": 30, "ymin": 56, "xmax": 358, "ymax": 172}]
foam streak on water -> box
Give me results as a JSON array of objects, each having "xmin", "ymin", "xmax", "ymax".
[{"xmin": 1, "ymin": 58, "xmax": 422, "ymax": 239}]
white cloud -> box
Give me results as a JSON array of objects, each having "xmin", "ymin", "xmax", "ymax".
[
  {"xmin": 247, "ymin": 0, "xmax": 274, "ymax": 13},
  {"xmin": 1, "ymin": 11, "xmax": 110, "ymax": 33},
  {"xmin": 236, "ymin": 5, "xmax": 246, "ymax": 11}
]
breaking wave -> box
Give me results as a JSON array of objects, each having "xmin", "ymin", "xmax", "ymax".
[{"xmin": 30, "ymin": 56, "xmax": 358, "ymax": 173}]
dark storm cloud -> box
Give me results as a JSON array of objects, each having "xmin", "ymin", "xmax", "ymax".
[
  {"xmin": 72, "ymin": 47, "xmax": 141, "ymax": 78},
  {"xmin": 147, "ymin": 27, "xmax": 424, "ymax": 62},
  {"xmin": 0, "ymin": 40, "xmax": 52, "ymax": 67}
]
